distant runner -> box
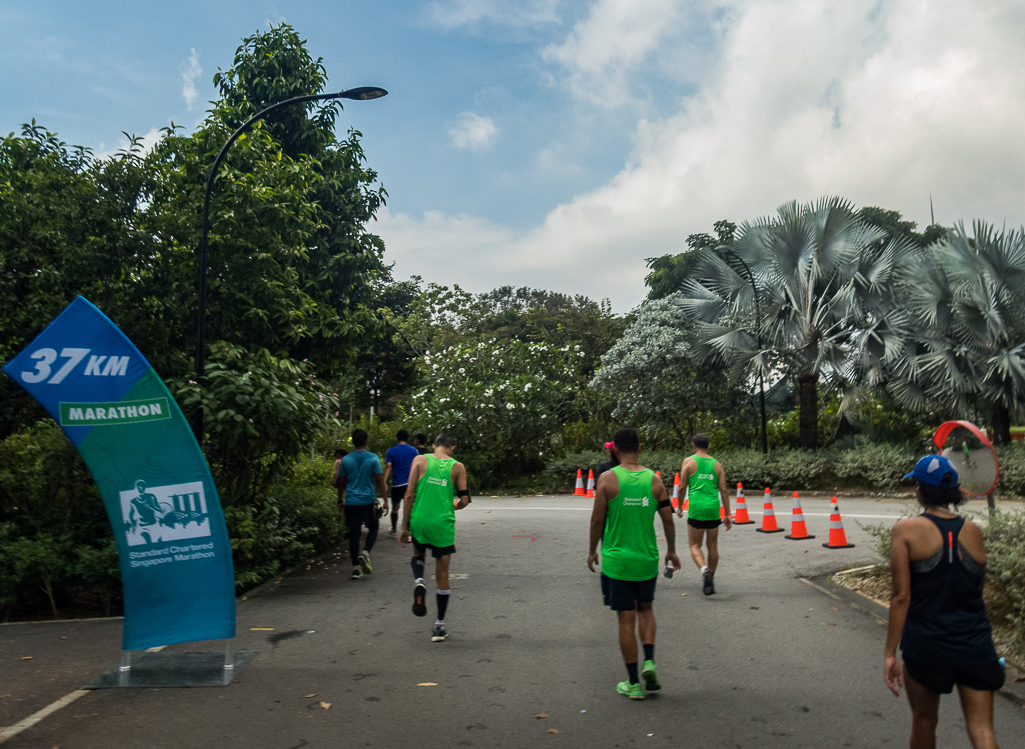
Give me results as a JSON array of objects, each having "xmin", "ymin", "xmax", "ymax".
[
  {"xmin": 399, "ymin": 434, "xmax": 471, "ymax": 642},
  {"xmin": 336, "ymin": 429, "xmax": 387, "ymax": 580},
  {"xmin": 384, "ymin": 430, "xmax": 419, "ymax": 539},
  {"xmin": 885, "ymin": 455, "xmax": 1004, "ymax": 749},
  {"xmin": 679, "ymin": 433, "xmax": 731, "ymax": 595},
  {"xmin": 588, "ymin": 428, "xmax": 681, "ymax": 700}
]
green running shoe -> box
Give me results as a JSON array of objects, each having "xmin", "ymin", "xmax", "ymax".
[
  {"xmin": 616, "ymin": 681, "xmax": 644, "ymax": 700},
  {"xmin": 641, "ymin": 660, "xmax": 661, "ymax": 691},
  {"xmin": 359, "ymin": 552, "xmax": 372, "ymax": 574}
]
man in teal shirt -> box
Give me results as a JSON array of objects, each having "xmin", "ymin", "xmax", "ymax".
[
  {"xmin": 588, "ymin": 428, "xmax": 681, "ymax": 700},
  {"xmin": 337, "ymin": 429, "xmax": 387, "ymax": 579}
]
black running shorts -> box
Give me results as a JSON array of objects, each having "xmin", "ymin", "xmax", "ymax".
[
  {"xmin": 904, "ymin": 657, "xmax": 1006, "ymax": 694},
  {"xmin": 688, "ymin": 517, "xmax": 722, "ymax": 529},
  {"xmin": 412, "ymin": 535, "xmax": 456, "ymax": 559},
  {"xmin": 390, "ymin": 485, "xmax": 407, "ymax": 507},
  {"xmin": 601, "ymin": 573, "xmax": 657, "ymax": 611}
]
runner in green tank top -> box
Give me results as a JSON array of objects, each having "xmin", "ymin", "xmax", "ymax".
[
  {"xmin": 588, "ymin": 428, "xmax": 681, "ymax": 700},
  {"xmin": 399, "ymin": 434, "xmax": 471, "ymax": 642},
  {"xmin": 679, "ymin": 433, "xmax": 731, "ymax": 595}
]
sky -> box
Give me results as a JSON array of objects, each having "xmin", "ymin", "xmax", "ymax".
[{"xmin": 4, "ymin": 0, "xmax": 1025, "ymax": 313}]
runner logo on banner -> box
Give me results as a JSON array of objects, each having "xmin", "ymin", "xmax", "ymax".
[{"xmin": 2, "ymin": 296, "xmax": 235, "ymax": 651}]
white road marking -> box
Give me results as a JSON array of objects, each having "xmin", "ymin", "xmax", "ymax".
[
  {"xmin": 473, "ymin": 507, "xmax": 900, "ymax": 519},
  {"xmin": 0, "ymin": 690, "xmax": 89, "ymax": 744},
  {"xmin": 0, "ymin": 645, "xmax": 167, "ymax": 743}
]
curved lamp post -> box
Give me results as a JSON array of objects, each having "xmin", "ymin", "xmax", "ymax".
[
  {"xmin": 193, "ymin": 86, "xmax": 388, "ymax": 442},
  {"xmin": 715, "ymin": 246, "xmax": 768, "ymax": 456}
]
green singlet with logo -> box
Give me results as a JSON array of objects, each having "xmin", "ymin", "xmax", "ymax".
[
  {"xmin": 410, "ymin": 454, "xmax": 457, "ymax": 548},
  {"xmin": 601, "ymin": 466, "xmax": 659, "ymax": 581},
  {"xmin": 687, "ymin": 455, "xmax": 720, "ymax": 521}
]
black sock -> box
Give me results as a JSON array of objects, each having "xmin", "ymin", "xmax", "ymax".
[
  {"xmin": 391, "ymin": 511, "xmax": 399, "ymax": 531},
  {"xmin": 643, "ymin": 644, "xmax": 654, "ymax": 662},
  {"xmin": 411, "ymin": 556, "xmax": 425, "ymax": 580},
  {"xmin": 626, "ymin": 662, "xmax": 639, "ymax": 685},
  {"xmin": 436, "ymin": 590, "xmax": 450, "ymax": 620}
]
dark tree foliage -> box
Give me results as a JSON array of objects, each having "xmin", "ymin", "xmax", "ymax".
[
  {"xmin": 644, "ymin": 220, "xmax": 737, "ymax": 300},
  {"xmin": 857, "ymin": 206, "xmax": 947, "ymax": 248}
]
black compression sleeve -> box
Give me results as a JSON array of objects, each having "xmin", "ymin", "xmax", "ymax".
[{"xmin": 656, "ymin": 499, "xmax": 672, "ymax": 510}]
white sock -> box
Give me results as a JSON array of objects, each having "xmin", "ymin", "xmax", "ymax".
[
  {"xmin": 415, "ymin": 577, "xmax": 425, "ymax": 585},
  {"xmin": 435, "ymin": 619, "xmax": 445, "ymax": 626},
  {"xmin": 700, "ymin": 565, "xmax": 709, "ymax": 575}
]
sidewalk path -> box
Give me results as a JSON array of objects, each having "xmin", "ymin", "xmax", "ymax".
[{"xmin": 2, "ymin": 496, "xmax": 1021, "ymax": 748}]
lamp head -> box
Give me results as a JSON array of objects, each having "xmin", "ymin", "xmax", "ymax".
[{"xmin": 336, "ymin": 87, "xmax": 388, "ymax": 101}]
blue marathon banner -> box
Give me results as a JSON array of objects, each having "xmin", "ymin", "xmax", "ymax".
[{"xmin": 2, "ymin": 297, "xmax": 235, "ymax": 650}]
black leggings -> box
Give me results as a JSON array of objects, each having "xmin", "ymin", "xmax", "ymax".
[{"xmin": 345, "ymin": 504, "xmax": 379, "ymax": 563}]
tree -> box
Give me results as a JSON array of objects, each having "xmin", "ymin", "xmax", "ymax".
[
  {"xmin": 589, "ymin": 295, "xmax": 746, "ymax": 443},
  {"xmin": 644, "ymin": 220, "xmax": 737, "ymax": 300},
  {"xmin": 677, "ymin": 197, "xmax": 912, "ymax": 449},
  {"xmin": 857, "ymin": 206, "xmax": 947, "ymax": 248},
  {"xmin": 889, "ymin": 221, "xmax": 1025, "ymax": 445}
]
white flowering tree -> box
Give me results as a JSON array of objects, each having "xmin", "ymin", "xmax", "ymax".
[
  {"xmin": 408, "ymin": 336, "xmax": 582, "ymax": 479},
  {"xmin": 590, "ymin": 295, "xmax": 745, "ymax": 442}
]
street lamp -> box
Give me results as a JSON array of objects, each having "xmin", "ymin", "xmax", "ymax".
[
  {"xmin": 714, "ymin": 246, "xmax": 768, "ymax": 456},
  {"xmin": 193, "ymin": 86, "xmax": 388, "ymax": 442}
]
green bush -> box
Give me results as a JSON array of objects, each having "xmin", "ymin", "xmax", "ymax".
[
  {"xmin": 996, "ymin": 444, "xmax": 1025, "ymax": 496},
  {"xmin": 227, "ymin": 485, "xmax": 344, "ymax": 591},
  {"xmin": 982, "ymin": 509, "xmax": 1025, "ymax": 653},
  {"xmin": 833, "ymin": 443, "xmax": 917, "ymax": 489}
]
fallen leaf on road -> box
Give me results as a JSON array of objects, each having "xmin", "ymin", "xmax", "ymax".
[
  {"xmin": 827, "ymin": 623, "xmax": 836, "ymax": 626},
  {"xmin": 548, "ymin": 729, "xmax": 559, "ymax": 734},
  {"xmin": 749, "ymin": 606, "xmax": 759, "ymax": 610},
  {"xmin": 0, "ymin": 694, "xmax": 11, "ymax": 699},
  {"xmin": 1015, "ymin": 676, "xmax": 1024, "ymax": 683},
  {"xmin": 21, "ymin": 656, "xmax": 32, "ymax": 660},
  {"xmin": 830, "ymin": 607, "xmax": 838, "ymax": 611},
  {"xmin": 305, "ymin": 694, "xmax": 317, "ymax": 698},
  {"xmin": 680, "ymin": 593, "xmax": 687, "ymax": 597},
  {"xmin": 418, "ymin": 683, "xmax": 438, "ymax": 687},
  {"xmin": 319, "ymin": 702, "xmax": 331, "ymax": 710},
  {"xmin": 534, "ymin": 714, "xmax": 548, "ymax": 719}
]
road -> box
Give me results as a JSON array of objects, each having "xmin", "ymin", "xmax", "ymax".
[{"xmin": 2, "ymin": 495, "xmax": 1022, "ymax": 748}]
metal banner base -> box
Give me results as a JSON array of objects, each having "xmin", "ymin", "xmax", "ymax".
[{"xmin": 84, "ymin": 647, "xmax": 257, "ymax": 689}]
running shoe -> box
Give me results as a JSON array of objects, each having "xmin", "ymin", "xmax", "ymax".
[
  {"xmin": 388, "ymin": 529, "xmax": 398, "ymax": 538},
  {"xmin": 350, "ymin": 567, "xmax": 363, "ymax": 580},
  {"xmin": 412, "ymin": 581, "xmax": 428, "ymax": 617},
  {"xmin": 616, "ymin": 681, "xmax": 644, "ymax": 700},
  {"xmin": 702, "ymin": 569, "xmax": 714, "ymax": 595},
  {"xmin": 431, "ymin": 623, "xmax": 447, "ymax": 642},
  {"xmin": 358, "ymin": 552, "xmax": 372, "ymax": 575},
  {"xmin": 641, "ymin": 660, "xmax": 661, "ymax": 691}
]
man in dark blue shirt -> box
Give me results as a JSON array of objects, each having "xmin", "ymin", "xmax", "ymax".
[
  {"xmin": 337, "ymin": 429, "xmax": 386, "ymax": 579},
  {"xmin": 384, "ymin": 430, "xmax": 420, "ymax": 538}
]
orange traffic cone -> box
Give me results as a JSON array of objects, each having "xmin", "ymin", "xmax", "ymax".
[
  {"xmin": 756, "ymin": 488, "xmax": 784, "ymax": 533},
  {"xmin": 671, "ymin": 473, "xmax": 681, "ymax": 509},
  {"xmin": 655, "ymin": 470, "xmax": 661, "ymax": 481},
  {"xmin": 823, "ymin": 496, "xmax": 855, "ymax": 549},
  {"xmin": 785, "ymin": 491, "xmax": 815, "ymax": 540},
  {"xmin": 573, "ymin": 469, "xmax": 586, "ymax": 496},
  {"xmin": 585, "ymin": 469, "xmax": 596, "ymax": 497},
  {"xmin": 719, "ymin": 495, "xmax": 726, "ymax": 519},
  {"xmin": 682, "ymin": 486, "xmax": 689, "ymax": 512},
  {"xmin": 733, "ymin": 483, "xmax": 754, "ymax": 524}
]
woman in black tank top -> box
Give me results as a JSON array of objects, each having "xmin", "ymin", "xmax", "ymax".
[{"xmin": 885, "ymin": 455, "xmax": 1004, "ymax": 749}]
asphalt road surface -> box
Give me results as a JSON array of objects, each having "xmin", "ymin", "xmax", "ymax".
[{"xmin": 2, "ymin": 495, "xmax": 1022, "ymax": 748}]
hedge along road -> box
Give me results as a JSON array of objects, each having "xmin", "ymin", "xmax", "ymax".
[{"xmin": 2, "ymin": 496, "xmax": 1022, "ymax": 748}]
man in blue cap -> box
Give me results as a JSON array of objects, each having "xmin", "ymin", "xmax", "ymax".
[{"xmin": 884, "ymin": 453, "xmax": 1004, "ymax": 749}]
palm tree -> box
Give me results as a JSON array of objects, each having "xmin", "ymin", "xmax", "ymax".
[
  {"xmin": 677, "ymin": 197, "xmax": 911, "ymax": 449},
  {"xmin": 889, "ymin": 221, "xmax": 1025, "ymax": 445}
]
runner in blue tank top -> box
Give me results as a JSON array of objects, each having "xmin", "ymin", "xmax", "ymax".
[{"xmin": 885, "ymin": 455, "xmax": 1004, "ymax": 749}]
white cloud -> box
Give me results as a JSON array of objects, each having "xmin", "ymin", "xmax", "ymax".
[
  {"xmin": 380, "ymin": 0, "xmax": 1025, "ymax": 312},
  {"xmin": 449, "ymin": 112, "xmax": 499, "ymax": 150},
  {"xmin": 181, "ymin": 48, "xmax": 201, "ymax": 111},
  {"xmin": 425, "ymin": 0, "xmax": 561, "ymax": 28}
]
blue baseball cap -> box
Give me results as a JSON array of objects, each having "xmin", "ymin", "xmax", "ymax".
[{"xmin": 904, "ymin": 455, "xmax": 959, "ymax": 486}]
